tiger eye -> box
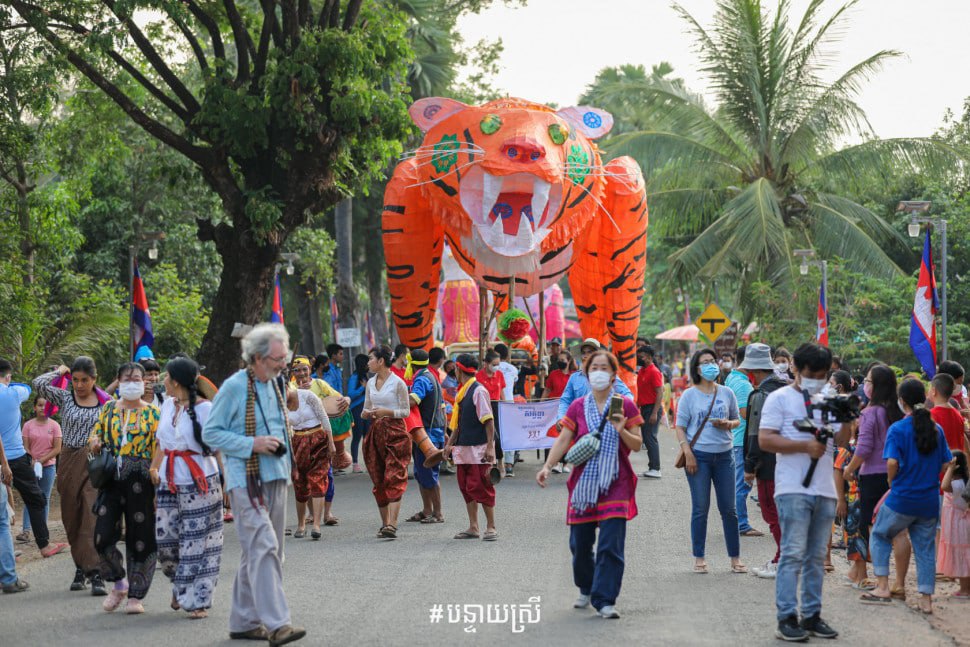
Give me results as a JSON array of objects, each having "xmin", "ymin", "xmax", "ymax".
[
  {"xmin": 480, "ymin": 114, "xmax": 502, "ymax": 135},
  {"xmin": 548, "ymin": 123, "xmax": 568, "ymax": 145}
]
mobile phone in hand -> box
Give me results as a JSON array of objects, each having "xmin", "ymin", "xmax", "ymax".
[{"xmin": 609, "ymin": 395, "xmax": 624, "ymax": 420}]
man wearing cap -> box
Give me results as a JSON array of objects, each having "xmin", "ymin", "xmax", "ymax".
[
  {"xmin": 442, "ymin": 355, "xmax": 498, "ymax": 541},
  {"xmin": 636, "ymin": 345, "xmax": 664, "ymax": 479},
  {"xmin": 557, "ymin": 339, "xmax": 633, "ymax": 422},
  {"xmin": 548, "ymin": 337, "xmax": 563, "ymax": 359},
  {"xmin": 724, "ymin": 346, "xmax": 764, "ymax": 538},
  {"xmin": 739, "ymin": 343, "xmax": 787, "ymax": 578}
]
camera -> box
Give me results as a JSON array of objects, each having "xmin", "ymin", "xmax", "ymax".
[
  {"xmin": 273, "ymin": 440, "xmax": 288, "ymax": 457},
  {"xmin": 794, "ymin": 393, "xmax": 861, "ymax": 488}
]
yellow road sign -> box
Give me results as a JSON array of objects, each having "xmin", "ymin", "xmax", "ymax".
[{"xmin": 695, "ymin": 303, "xmax": 733, "ymax": 343}]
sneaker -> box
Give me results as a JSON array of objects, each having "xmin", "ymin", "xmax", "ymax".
[
  {"xmin": 352, "ymin": 463, "xmax": 364, "ymax": 474},
  {"xmin": 15, "ymin": 530, "xmax": 30, "ymax": 544},
  {"xmin": 268, "ymin": 624, "xmax": 307, "ymax": 647},
  {"xmin": 551, "ymin": 465, "xmax": 563, "ymax": 474},
  {"xmin": 753, "ymin": 561, "xmax": 778, "ymax": 579},
  {"xmin": 505, "ymin": 466, "xmax": 514, "ymax": 478},
  {"xmin": 800, "ymin": 614, "xmax": 838, "ymax": 639},
  {"xmin": 776, "ymin": 615, "xmax": 809, "ymax": 642},
  {"xmin": 126, "ymin": 598, "xmax": 145, "ymax": 614},
  {"xmin": 70, "ymin": 568, "xmax": 87, "ymax": 591},
  {"xmin": 90, "ymin": 573, "xmax": 107, "ymax": 597},
  {"xmin": 573, "ymin": 594, "xmax": 591, "ymax": 609},
  {"xmin": 562, "ymin": 466, "xmax": 571, "ymax": 473},
  {"xmin": 1, "ymin": 579, "xmax": 29, "ymax": 594},
  {"xmin": 102, "ymin": 587, "xmax": 127, "ymax": 612},
  {"xmin": 597, "ymin": 605, "xmax": 620, "ymax": 619},
  {"xmin": 641, "ymin": 469, "xmax": 662, "ymax": 479}
]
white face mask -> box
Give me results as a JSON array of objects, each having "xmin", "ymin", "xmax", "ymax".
[
  {"xmin": 588, "ymin": 370, "xmax": 612, "ymax": 391},
  {"xmin": 819, "ymin": 384, "xmax": 835, "ymax": 397},
  {"xmin": 800, "ymin": 377, "xmax": 827, "ymax": 396},
  {"xmin": 774, "ymin": 362, "xmax": 789, "ymax": 373},
  {"xmin": 118, "ymin": 381, "xmax": 145, "ymax": 402},
  {"xmin": 722, "ymin": 361, "xmax": 733, "ymax": 370}
]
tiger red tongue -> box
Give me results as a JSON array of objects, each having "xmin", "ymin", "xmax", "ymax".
[{"xmin": 489, "ymin": 192, "xmax": 533, "ymax": 236}]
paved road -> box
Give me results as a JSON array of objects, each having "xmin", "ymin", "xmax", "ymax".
[{"xmin": 6, "ymin": 431, "xmax": 953, "ymax": 645}]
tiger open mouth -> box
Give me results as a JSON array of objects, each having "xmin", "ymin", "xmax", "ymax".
[{"xmin": 459, "ymin": 166, "xmax": 563, "ymax": 257}]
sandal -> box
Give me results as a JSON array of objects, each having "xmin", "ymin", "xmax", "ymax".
[
  {"xmin": 482, "ymin": 530, "xmax": 498, "ymax": 541},
  {"xmin": 324, "ymin": 517, "xmax": 340, "ymax": 526},
  {"xmin": 188, "ymin": 609, "xmax": 208, "ymax": 619},
  {"xmin": 171, "ymin": 594, "xmax": 181, "ymax": 611},
  {"xmin": 310, "ymin": 530, "xmax": 321, "ymax": 540},
  {"xmin": 293, "ymin": 529, "xmax": 306, "ymax": 539},
  {"xmin": 859, "ymin": 593, "xmax": 893, "ymax": 605},
  {"xmin": 223, "ymin": 511, "xmax": 234, "ymax": 523},
  {"xmin": 731, "ymin": 563, "xmax": 748, "ymax": 574},
  {"xmin": 851, "ymin": 579, "xmax": 877, "ymax": 591},
  {"xmin": 693, "ymin": 563, "xmax": 709, "ymax": 574},
  {"xmin": 379, "ymin": 525, "xmax": 397, "ymax": 539},
  {"xmin": 890, "ymin": 587, "xmax": 906, "ymax": 600},
  {"xmin": 405, "ymin": 511, "xmax": 430, "ymax": 523},
  {"xmin": 454, "ymin": 531, "xmax": 480, "ymax": 539},
  {"xmin": 420, "ymin": 515, "xmax": 445, "ymax": 524},
  {"xmin": 824, "ymin": 563, "xmax": 835, "ymax": 573}
]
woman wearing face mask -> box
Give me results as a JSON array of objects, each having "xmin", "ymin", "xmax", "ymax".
[
  {"xmin": 841, "ymin": 364, "xmax": 911, "ymax": 596},
  {"xmin": 545, "ymin": 352, "xmax": 576, "ymax": 474},
  {"xmin": 675, "ymin": 348, "xmax": 745, "ymax": 574},
  {"xmin": 88, "ymin": 362, "xmax": 161, "ymax": 614},
  {"xmin": 860, "ymin": 379, "xmax": 953, "ymax": 614},
  {"xmin": 537, "ymin": 350, "xmax": 643, "ymax": 619},
  {"xmin": 773, "ymin": 348, "xmax": 794, "ymax": 384},
  {"xmin": 33, "ymin": 357, "xmax": 110, "ymax": 594},
  {"xmin": 150, "ymin": 357, "xmax": 223, "ymax": 619}
]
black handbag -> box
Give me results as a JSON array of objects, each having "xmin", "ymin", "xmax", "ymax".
[{"xmin": 87, "ymin": 401, "xmax": 117, "ymax": 489}]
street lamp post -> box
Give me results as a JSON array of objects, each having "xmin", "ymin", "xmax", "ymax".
[
  {"xmin": 793, "ymin": 249, "xmax": 827, "ymax": 335},
  {"xmin": 128, "ymin": 231, "xmax": 166, "ymax": 359},
  {"xmin": 899, "ymin": 201, "xmax": 946, "ymax": 361}
]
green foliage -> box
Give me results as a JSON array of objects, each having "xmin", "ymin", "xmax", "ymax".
[
  {"xmin": 287, "ymin": 227, "xmax": 338, "ymax": 295},
  {"xmin": 142, "ymin": 263, "xmax": 210, "ymax": 360}
]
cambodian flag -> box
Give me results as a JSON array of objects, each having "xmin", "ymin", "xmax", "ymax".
[
  {"xmin": 909, "ymin": 229, "xmax": 939, "ymax": 377},
  {"xmin": 816, "ymin": 281, "xmax": 829, "ymax": 346},
  {"xmin": 131, "ymin": 263, "xmax": 154, "ymax": 356},
  {"xmin": 270, "ymin": 272, "xmax": 284, "ymax": 324}
]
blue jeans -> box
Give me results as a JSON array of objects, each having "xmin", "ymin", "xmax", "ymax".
[
  {"xmin": 871, "ymin": 503, "xmax": 938, "ymax": 595},
  {"xmin": 733, "ymin": 446, "xmax": 752, "ymax": 532},
  {"xmin": 775, "ymin": 494, "xmax": 837, "ymax": 620},
  {"xmin": 685, "ymin": 449, "xmax": 739, "ymax": 558},
  {"xmin": 350, "ymin": 404, "xmax": 367, "ymax": 464},
  {"xmin": 0, "ymin": 484, "xmax": 18, "ymax": 585},
  {"xmin": 23, "ymin": 465, "xmax": 55, "ymax": 533},
  {"xmin": 570, "ymin": 518, "xmax": 627, "ymax": 610}
]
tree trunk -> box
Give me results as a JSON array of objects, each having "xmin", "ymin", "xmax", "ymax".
[
  {"xmin": 196, "ymin": 224, "xmax": 280, "ymax": 383},
  {"xmin": 361, "ymin": 200, "xmax": 389, "ymax": 345},
  {"xmin": 335, "ymin": 197, "xmax": 359, "ymax": 388},
  {"xmin": 296, "ymin": 277, "xmax": 324, "ymax": 357}
]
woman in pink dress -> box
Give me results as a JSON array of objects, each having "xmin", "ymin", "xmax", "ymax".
[
  {"xmin": 537, "ymin": 350, "xmax": 642, "ymax": 619},
  {"xmin": 938, "ymin": 450, "xmax": 970, "ymax": 599}
]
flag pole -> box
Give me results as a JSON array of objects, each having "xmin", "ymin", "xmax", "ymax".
[
  {"xmin": 128, "ymin": 246, "xmax": 135, "ymax": 360},
  {"xmin": 822, "ymin": 259, "xmax": 828, "ymax": 341},
  {"xmin": 941, "ymin": 220, "xmax": 948, "ymax": 361}
]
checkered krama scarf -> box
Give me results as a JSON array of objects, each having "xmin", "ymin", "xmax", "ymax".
[{"xmin": 245, "ymin": 367, "xmax": 289, "ymax": 508}]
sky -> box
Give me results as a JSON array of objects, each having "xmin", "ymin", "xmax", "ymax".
[{"xmin": 456, "ymin": 0, "xmax": 970, "ymax": 139}]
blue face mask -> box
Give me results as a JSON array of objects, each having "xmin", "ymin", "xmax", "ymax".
[{"xmin": 700, "ymin": 363, "xmax": 720, "ymax": 382}]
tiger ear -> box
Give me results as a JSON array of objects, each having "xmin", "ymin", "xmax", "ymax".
[
  {"xmin": 555, "ymin": 106, "xmax": 613, "ymax": 140},
  {"xmin": 409, "ymin": 98, "xmax": 470, "ymax": 133}
]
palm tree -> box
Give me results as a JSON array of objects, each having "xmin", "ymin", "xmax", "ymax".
[{"xmin": 597, "ymin": 0, "xmax": 963, "ymax": 315}]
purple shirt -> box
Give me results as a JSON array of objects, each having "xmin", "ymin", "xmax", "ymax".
[{"xmin": 855, "ymin": 405, "xmax": 890, "ymax": 475}]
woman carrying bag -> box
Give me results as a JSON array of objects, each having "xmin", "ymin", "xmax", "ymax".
[
  {"xmin": 675, "ymin": 348, "xmax": 745, "ymax": 575},
  {"xmin": 88, "ymin": 362, "xmax": 161, "ymax": 615},
  {"xmin": 537, "ymin": 350, "xmax": 643, "ymax": 619}
]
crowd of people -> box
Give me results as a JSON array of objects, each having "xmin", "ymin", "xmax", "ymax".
[{"xmin": 0, "ymin": 326, "xmax": 969, "ymax": 643}]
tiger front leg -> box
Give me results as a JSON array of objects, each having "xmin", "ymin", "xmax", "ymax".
[{"xmin": 382, "ymin": 159, "xmax": 444, "ymax": 350}]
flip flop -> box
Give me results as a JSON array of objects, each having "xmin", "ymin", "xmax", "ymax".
[
  {"xmin": 293, "ymin": 529, "xmax": 306, "ymax": 539},
  {"xmin": 731, "ymin": 563, "xmax": 748, "ymax": 574},
  {"xmin": 693, "ymin": 563, "xmax": 709, "ymax": 574},
  {"xmin": 324, "ymin": 517, "xmax": 340, "ymax": 526},
  {"xmin": 859, "ymin": 593, "xmax": 893, "ymax": 605},
  {"xmin": 421, "ymin": 516, "xmax": 445, "ymax": 524},
  {"xmin": 405, "ymin": 511, "xmax": 429, "ymax": 522},
  {"xmin": 482, "ymin": 530, "xmax": 498, "ymax": 541},
  {"xmin": 454, "ymin": 531, "xmax": 480, "ymax": 539},
  {"xmin": 851, "ymin": 579, "xmax": 877, "ymax": 591}
]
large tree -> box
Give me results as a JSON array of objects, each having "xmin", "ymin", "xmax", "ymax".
[
  {"xmin": 592, "ymin": 0, "xmax": 964, "ymax": 318},
  {"xmin": 6, "ymin": 0, "xmax": 414, "ymax": 381}
]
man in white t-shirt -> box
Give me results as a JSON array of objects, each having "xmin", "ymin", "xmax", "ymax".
[
  {"xmin": 493, "ymin": 344, "xmax": 519, "ymax": 475},
  {"xmin": 759, "ymin": 342, "xmax": 851, "ymax": 643}
]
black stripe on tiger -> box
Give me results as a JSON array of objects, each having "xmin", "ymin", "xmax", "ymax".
[
  {"xmin": 383, "ymin": 205, "xmax": 406, "ymax": 214},
  {"xmin": 463, "ymin": 128, "xmax": 475, "ymax": 164},
  {"xmin": 382, "ymin": 228, "xmax": 404, "ymax": 235},
  {"xmin": 540, "ymin": 243, "xmax": 570, "ymax": 264},
  {"xmin": 432, "ymin": 178, "xmax": 457, "ymax": 197},
  {"xmin": 567, "ymin": 181, "xmax": 595, "ymax": 209},
  {"xmin": 393, "ymin": 311, "xmax": 424, "ymax": 329},
  {"xmin": 576, "ymin": 303, "xmax": 597, "ymax": 314},
  {"xmin": 602, "ymin": 263, "xmax": 635, "ymax": 293},
  {"xmin": 540, "ymin": 262, "xmax": 573, "ymax": 280},
  {"xmin": 628, "ymin": 194, "xmax": 644, "ymax": 212},
  {"xmin": 445, "ymin": 234, "xmax": 474, "ymax": 267},
  {"xmin": 412, "ymin": 331, "xmax": 434, "ymax": 344},
  {"xmin": 482, "ymin": 275, "xmax": 528, "ymax": 285},
  {"xmin": 610, "ymin": 231, "xmax": 646, "ymax": 261},
  {"xmin": 387, "ymin": 264, "xmax": 415, "ymax": 280}
]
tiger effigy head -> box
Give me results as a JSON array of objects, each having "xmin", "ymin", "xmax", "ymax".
[{"xmin": 407, "ymin": 97, "xmax": 614, "ymax": 278}]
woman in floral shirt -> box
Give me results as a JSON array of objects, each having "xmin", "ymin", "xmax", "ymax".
[{"xmin": 88, "ymin": 362, "xmax": 160, "ymax": 615}]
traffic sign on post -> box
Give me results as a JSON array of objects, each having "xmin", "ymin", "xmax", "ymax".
[
  {"xmin": 694, "ymin": 303, "xmax": 733, "ymax": 343},
  {"xmin": 713, "ymin": 322, "xmax": 740, "ymax": 357}
]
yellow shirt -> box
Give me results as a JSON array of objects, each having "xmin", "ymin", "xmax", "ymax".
[{"xmin": 91, "ymin": 401, "xmax": 160, "ymax": 459}]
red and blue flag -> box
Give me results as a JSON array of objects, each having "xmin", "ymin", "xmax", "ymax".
[
  {"xmin": 270, "ymin": 272, "xmax": 284, "ymax": 324},
  {"xmin": 131, "ymin": 263, "xmax": 154, "ymax": 357},
  {"xmin": 909, "ymin": 229, "xmax": 939, "ymax": 377},
  {"xmin": 816, "ymin": 281, "xmax": 829, "ymax": 346}
]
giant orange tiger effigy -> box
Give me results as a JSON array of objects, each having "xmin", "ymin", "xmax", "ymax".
[{"xmin": 381, "ymin": 97, "xmax": 648, "ymax": 391}]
